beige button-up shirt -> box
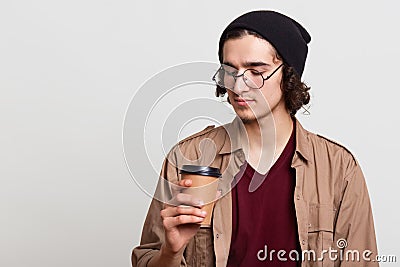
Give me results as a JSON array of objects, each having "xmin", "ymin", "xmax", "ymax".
[{"xmin": 132, "ymin": 117, "xmax": 379, "ymax": 267}]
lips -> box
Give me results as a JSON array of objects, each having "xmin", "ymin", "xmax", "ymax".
[{"xmin": 235, "ymin": 97, "xmax": 255, "ymax": 106}]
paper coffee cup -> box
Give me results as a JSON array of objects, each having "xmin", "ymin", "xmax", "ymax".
[{"xmin": 180, "ymin": 165, "xmax": 221, "ymax": 226}]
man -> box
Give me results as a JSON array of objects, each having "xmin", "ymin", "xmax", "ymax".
[{"xmin": 132, "ymin": 10, "xmax": 379, "ymax": 267}]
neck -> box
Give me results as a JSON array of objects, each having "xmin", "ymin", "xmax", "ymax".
[
  {"xmin": 240, "ymin": 107, "xmax": 294, "ymax": 173},
  {"xmin": 243, "ymin": 110, "xmax": 293, "ymax": 152}
]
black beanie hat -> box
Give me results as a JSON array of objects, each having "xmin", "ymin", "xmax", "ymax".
[{"xmin": 218, "ymin": 10, "xmax": 311, "ymax": 77}]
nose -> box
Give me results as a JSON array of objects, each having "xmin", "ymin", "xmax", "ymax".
[{"xmin": 231, "ymin": 74, "xmax": 250, "ymax": 95}]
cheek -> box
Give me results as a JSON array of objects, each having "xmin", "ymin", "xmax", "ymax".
[
  {"xmin": 265, "ymin": 76, "xmax": 283, "ymax": 95},
  {"xmin": 259, "ymin": 83, "xmax": 283, "ymax": 104}
]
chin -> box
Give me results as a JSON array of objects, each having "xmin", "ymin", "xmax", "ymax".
[
  {"xmin": 236, "ymin": 109, "xmax": 272, "ymax": 124},
  {"xmin": 240, "ymin": 117, "xmax": 257, "ymax": 124},
  {"xmin": 235, "ymin": 110, "xmax": 257, "ymax": 123}
]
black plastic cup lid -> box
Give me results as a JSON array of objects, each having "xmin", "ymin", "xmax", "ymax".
[{"xmin": 179, "ymin": 165, "xmax": 221, "ymax": 178}]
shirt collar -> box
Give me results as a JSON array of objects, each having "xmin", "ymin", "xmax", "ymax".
[
  {"xmin": 294, "ymin": 118, "xmax": 311, "ymax": 163},
  {"xmin": 218, "ymin": 116, "xmax": 243, "ymax": 155},
  {"xmin": 218, "ymin": 116, "xmax": 312, "ymax": 163}
]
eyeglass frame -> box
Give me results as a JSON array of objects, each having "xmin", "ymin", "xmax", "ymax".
[{"xmin": 212, "ymin": 63, "xmax": 284, "ymax": 90}]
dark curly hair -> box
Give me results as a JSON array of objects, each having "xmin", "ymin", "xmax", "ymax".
[{"xmin": 216, "ymin": 29, "xmax": 311, "ymax": 116}]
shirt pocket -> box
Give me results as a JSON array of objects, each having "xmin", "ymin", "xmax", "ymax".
[
  {"xmin": 306, "ymin": 204, "xmax": 335, "ymax": 267},
  {"xmin": 184, "ymin": 228, "xmax": 215, "ymax": 267}
]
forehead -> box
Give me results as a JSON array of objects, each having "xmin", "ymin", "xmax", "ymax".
[{"xmin": 222, "ymin": 34, "xmax": 277, "ymax": 66}]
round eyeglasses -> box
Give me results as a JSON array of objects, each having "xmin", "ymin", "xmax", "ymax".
[{"xmin": 212, "ymin": 63, "xmax": 283, "ymax": 90}]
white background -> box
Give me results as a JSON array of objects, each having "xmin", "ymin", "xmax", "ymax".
[{"xmin": 1, "ymin": 1, "xmax": 399, "ymax": 266}]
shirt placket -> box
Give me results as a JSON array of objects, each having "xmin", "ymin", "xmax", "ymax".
[
  {"xmin": 292, "ymin": 155, "xmax": 309, "ymax": 266},
  {"xmin": 213, "ymin": 149, "xmax": 245, "ymax": 267}
]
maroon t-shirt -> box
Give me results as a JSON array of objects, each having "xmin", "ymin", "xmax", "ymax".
[{"xmin": 227, "ymin": 124, "xmax": 300, "ymax": 266}]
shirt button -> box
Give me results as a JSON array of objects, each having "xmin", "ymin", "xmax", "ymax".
[
  {"xmin": 308, "ymin": 223, "xmax": 312, "ymax": 228},
  {"xmin": 302, "ymin": 240, "xmax": 306, "ymax": 245},
  {"xmin": 296, "ymin": 195, "xmax": 301, "ymax": 200},
  {"xmin": 216, "ymin": 233, "xmax": 220, "ymax": 239}
]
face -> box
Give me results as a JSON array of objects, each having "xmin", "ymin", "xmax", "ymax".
[{"xmin": 222, "ymin": 34, "xmax": 286, "ymax": 123}]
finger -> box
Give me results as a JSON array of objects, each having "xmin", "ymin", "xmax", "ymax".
[
  {"xmin": 163, "ymin": 214, "xmax": 204, "ymax": 230},
  {"xmin": 170, "ymin": 179, "xmax": 192, "ymax": 196},
  {"xmin": 161, "ymin": 205, "xmax": 207, "ymax": 219},
  {"xmin": 178, "ymin": 179, "xmax": 192, "ymax": 187}
]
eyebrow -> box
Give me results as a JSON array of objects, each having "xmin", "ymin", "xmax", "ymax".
[{"xmin": 223, "ymin": 61, "xmax": 271, "ymax": 69}]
